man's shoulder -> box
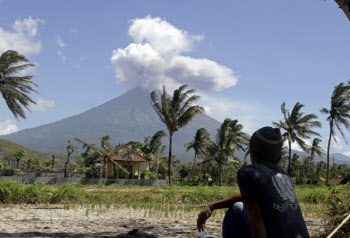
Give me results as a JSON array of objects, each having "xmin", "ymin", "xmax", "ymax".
[{"xmin": 238, "ymin": 163, "xmax": 286, "ymax": 180}]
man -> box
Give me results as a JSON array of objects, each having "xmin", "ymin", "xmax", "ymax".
[{"xmin": 197, "ymin": 127, "xmax": 310, "ymax": 238}]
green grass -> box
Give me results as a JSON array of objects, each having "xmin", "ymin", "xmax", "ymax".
[{"xmin": 0, "ymin": 181, "xmax": 342, "ymax": 218}]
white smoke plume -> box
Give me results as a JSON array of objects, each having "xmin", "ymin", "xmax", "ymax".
[{"xmin": 111, "ymin": 15, "xmax": 238, "ymax": 92}]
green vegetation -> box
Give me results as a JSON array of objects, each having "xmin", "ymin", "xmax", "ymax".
[
  {"xmin": 273, "ymin": 102, "xmax": 321, "ymax": 174},
  {"xmin": 320, "ymin": 82, "xmax": 350, "ymax": 184},
  {"xmin": 0, "ymin": 181, "xmax": 346, "ymax": 220},
  {"xmin": 150, "ymin": 85, "xmax": 204, "ymax": 185},
  {"xmin": 0, "ymin": 50, "xmax": 38, "ymax": 119},
  {"xmin": 0, "ymin": 138, "xmax": 50, "ymax": 169},
  {"xmin": 76, "ymin": 135, "xmax": 129, "ymax": 179}
]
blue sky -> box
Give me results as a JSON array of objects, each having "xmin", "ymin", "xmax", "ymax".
[{"xmin": 0, "ymin": 0, "xmax": 350, "ymax": 156}]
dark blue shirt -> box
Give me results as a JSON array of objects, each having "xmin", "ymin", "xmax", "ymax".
[{"xmin": 237, "ymin": 163, "xmax": 310, "ymax": 238}]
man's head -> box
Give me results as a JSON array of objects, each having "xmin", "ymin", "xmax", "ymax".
[{"xmin": 249, "ymin": 126, "xmax": 283, "ymax": 164}]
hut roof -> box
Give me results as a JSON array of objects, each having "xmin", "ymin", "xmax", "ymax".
[{"xmin": 329, "ymin": 178, "xmax": 344, "ymax": 185}]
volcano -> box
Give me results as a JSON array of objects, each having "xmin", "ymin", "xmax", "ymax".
[{"xmin": 1, "ymin": 86, "xmax": 221, "ymax": 161}]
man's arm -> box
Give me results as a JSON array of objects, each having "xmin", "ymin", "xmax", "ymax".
[
  {"xmin": 246, "ymin": 203, "xmax": 267, "ymax": 238},
  {"xmin": 197, "ymin": 193, "xmax": 242, "ymax": 232}
]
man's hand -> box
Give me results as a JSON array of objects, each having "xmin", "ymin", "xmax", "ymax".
[{"xmin": 197, "ymin": 205, "xmax": 212, "ymax": 232}]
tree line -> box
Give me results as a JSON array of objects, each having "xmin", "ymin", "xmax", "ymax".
[{"xmin": 1, "ymin": 50, "xmax": 350, "ymax": 185}]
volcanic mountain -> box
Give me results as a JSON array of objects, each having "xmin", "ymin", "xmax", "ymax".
[{"xmin": 1, "ymin": 86, "xmax": 221, "ymax": 161}]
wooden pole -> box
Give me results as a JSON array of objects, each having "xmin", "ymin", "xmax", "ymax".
[{"xmin": 327, "ymin": 213, "xmax": 350, "ymax": 238}]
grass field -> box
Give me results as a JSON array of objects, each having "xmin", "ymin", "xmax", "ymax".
[{"xmin": 0, "ymin": 180, "xmax": 343, "ymax": 219}]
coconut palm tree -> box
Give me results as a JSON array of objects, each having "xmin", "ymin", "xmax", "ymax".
[
  {"xmin": 310, "ymin": 138, "xmax": 325, "ymax": 162},
  {"xmin": 127, "ymin": 130, "xmax": 168, "ymax": 177},
  {"xmin": 184, "ymin": 128, "xmax": 212, "ymax": 162},
  {"xmin": 273, "ymin": 102, "xmax": 321, "ymax": 175},
  {"xmin": 320, "ymin": 82, "xmax": 350, "ymax": 184},
  {"xmin": 75, "ymin": 135, "xmax": 128, "ymax": 178},
  {"xmin": 0, "ymin": 50, "xmax": 38, "ymax": 119},
  {"xmin": 207, "ymin": 119, "xmax": 249, "ymax": 186},
  {"xmin": 185, "ymin": 128, "xmax": 212, "ymax": 182},
  {"xmin": 150, "ymin": 85, "xmax": 204, "ymax": 184}
]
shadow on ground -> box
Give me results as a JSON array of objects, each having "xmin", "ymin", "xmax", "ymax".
[{"xmin": 0, "ymin": 229, "xmax": 157, "ymax": 238}]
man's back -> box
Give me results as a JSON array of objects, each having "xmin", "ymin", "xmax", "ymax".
[{"xmin": 237, "ymin": 163, "xmax": 310, "ymax": 238}]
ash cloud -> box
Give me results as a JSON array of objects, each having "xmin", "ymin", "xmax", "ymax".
[{"xmin": 110, "ymin": 15, "xmax": 238, "ymax": 92}]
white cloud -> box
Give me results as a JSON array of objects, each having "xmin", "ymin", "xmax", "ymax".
[
  {"xmin": 343, "ymin": 151, "xmax": 350, "ymax": 157},
  {"xmin": 72, "ymin": 56, "xmax": 87, "ymax": 69},
  {"xmin": 57, "ymin": 50, "xmax": 66, "ymax": 64},
  {"xmin": 30, "ymin": 98, "xmax": 55, "ymax": 111},
  {"xmin": 69, "ymin": 29, "xmax": 78, "ymax": 34},
  {"xmin": 56, "ymin": 35, "xmax": 66, "ymax": 48},
  {"xmin": 331, "ymin": 135, "xmax": 343, "ymax": 151},
  {"xmin": 281, "ymin": 139, "xmax": 311, "ymax": 152},
  {"xmin": 55, "ymin": 35, "xmax": 66, "ymax": 63},
  {"xmin": 200, "ymin": 95, "xmax": 271, "ymax": 134},
  {"xmin": 111, "ymin": 15, "xmax": 238, "ymax": 92},
  {"xmin": 0, "ymin": 17, "xmax": 44, "ymax": 55},
  {"xmin": 128, "ymin": 15, "xmax": 203, "ymax": 56},
  {"xmin": 0, "ymin": 120, "xmax": 18, "ymax": 135}
]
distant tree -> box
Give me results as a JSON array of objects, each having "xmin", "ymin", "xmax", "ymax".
[
  {"xmin": 290, "ymin": 153, "xmax": 301, "ymax": 180},
  {"xmin": 76, "ymin": 135, "xmax": 129, "ymax": 178},
  {"xmin": 150, "ymin": 85, "xmax": 204, "ymax": 184},
  {"xmin": 12, "ymin": 149, "xmax": 26, "ymax": 169},
  {"xmin": 50, "ymin": 152, "xmax": 59, "ymax": 171},
  {"xmin": 185, "ymin": 128, "xmax": 212, "ymax": 162},
  {"xmin": 206, "ymin": 119, "xmax": 249, "ymax": 186},
  {"xmin": 64, "ymin": 140, "xmax": 76, "ymax": 178},
  {"xmin": 320, "ymin": 82, "xmax": 350, "ymax": 184},
  {"xmin": 273, "ymin": 102, "xmax": 321, "ymax": 174},
  {"xmin": 127, "ymin": 130, "xmax": 167, "ymax": 178},
  {"xmin": 310, "ymin": 138, "xmax": 325, "ymax": 162},
  {"xmin": 0, "ymin": 50, "xmax": 38, "ymax": 119},
  {"xmin": 185, "ymin": 128, "xmax": 212, "ymax": 182}
]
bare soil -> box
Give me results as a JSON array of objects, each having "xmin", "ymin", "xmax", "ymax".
[{"xmin": 0, "ymin": 205, "xmax": 323, "ymax": 238}]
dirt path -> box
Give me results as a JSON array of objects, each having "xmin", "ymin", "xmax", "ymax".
[{"xmin": 0, "ymin": 205, "xmax": 323, "ymax": 238}]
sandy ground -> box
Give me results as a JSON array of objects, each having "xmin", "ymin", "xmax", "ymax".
[{"xmin": 0, "ymin": 205, "xmax": 323, "ymax": 238}]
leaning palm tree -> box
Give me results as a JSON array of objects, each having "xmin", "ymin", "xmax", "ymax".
[
  {"xmin": 75, "ymin": 135, "xmax": 128, "ymax": 178},
  {"xmin": 207, "ymin": 119, "xmax": 249, "ymax": 186},
  {"xmin": 150, "ymin": 85, "xmax": 204, "ymax": 184},
  {"xmin": 310, "ymin": 138, "xmax": 325, "ymax": 162},
  {"xmin": 0, "ymin": 50, "xmax": 38, "ymax": 119},
  {"xmin": 184, "ymin": 128, "xmax": 212, "ymax": 163},
  {"xmin": 127, "ymin": 130, "xmax": 168, "ymax": 177},
  {"xmin": 273, "ymin": 102, "xmax": 321, "ymax": 175},
  {"xmin": 320, "ymin": 82, "xmax": 350, "ymax": 184},
  {"xmin": 185, "ymin": 128, "xmax": 212, "ymax": 182}
]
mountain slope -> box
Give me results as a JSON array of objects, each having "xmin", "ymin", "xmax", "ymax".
[
  {"xmin": 1, "ymin": 87, "xmax": 221, "ymax": 161},
  {"xmin": 0, "ymin": 138, "xmax": 48, "ymax": 162}
]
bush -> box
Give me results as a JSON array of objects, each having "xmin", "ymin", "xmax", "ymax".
[
  {"xmin": 50, "ymin": 184, "xmax": 87, "ymax": 203},
  {"xmin": 303, "ymin": 190, "xmax": 327, "ymax": 204},
  {"xmin": 141, "ymin": 170, "xmax": 158, "ymax": 180},
  {"xmin": 321, "ymin": 185, "xmax": 350, "ymax": 238}
]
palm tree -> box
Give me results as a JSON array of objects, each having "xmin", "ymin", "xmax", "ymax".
[
  {"xmin": 310, "ymin": 138, "xmax": 325, "ymax": 162},
  {"xmin": 185, "ymin": 128, "xmax": 212, "ymax": 182},
  {"xmin": 184, "ymin": 128, "xmax": 212, "ymax": 162},
  {"xmin": 273, "ymin": 102, "xmax": 321, "ymax": 175},
  {"xmin": 207, "ymin": 119, "xmax": 249, "ymax": 186},
  {"xmin": 150, "ymin": 85, "xmax": 204, "ymax": 184},
  {"xmin": 320, "ymin": 82, "xmax": 350, "ymax": 184},
  {"xmin": 75, "ymin": 135, "xmax": 128, "ymax": 178},
  {"xmin": 0, "ymin": 50, "xmax": 38, "ymax": 119},
  {"xmin": 127, "ymin": 130, "xmax": 168, "ymax": 177}
]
